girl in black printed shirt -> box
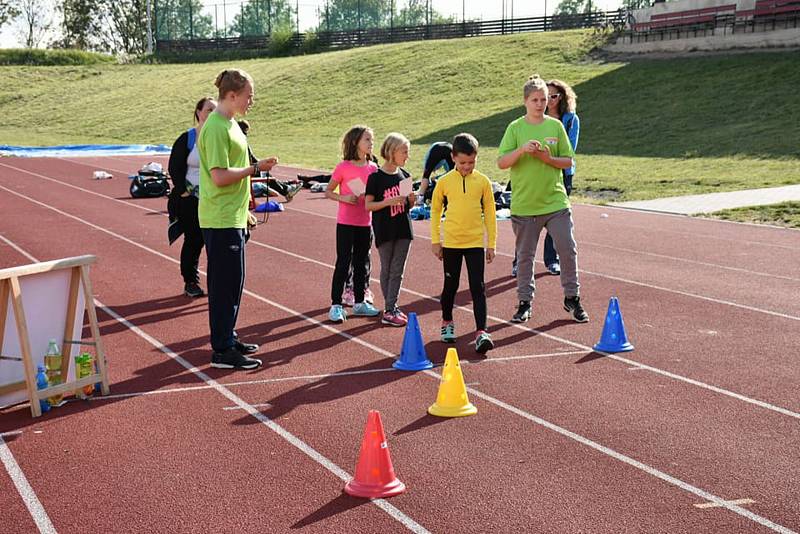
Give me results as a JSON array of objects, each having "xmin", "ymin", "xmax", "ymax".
[{"xmin": 365, "ymin": 133, "xmax": 417, "ymax": 326}]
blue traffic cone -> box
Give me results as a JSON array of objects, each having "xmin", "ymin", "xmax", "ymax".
[
  {"xmin": 593, "ymin": 297, "xmax": 634, "ymax": 353},
  {"xmin": 393, "ymin": 312, "xmax": 433, "ymax": 371}
]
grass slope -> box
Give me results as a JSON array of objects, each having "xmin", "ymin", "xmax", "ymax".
[{"xmin": 2, "ymin": 31, "xmax": 799, "ymax": 204}]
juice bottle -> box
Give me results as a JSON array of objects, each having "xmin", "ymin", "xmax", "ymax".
[
  {"xmin": 44, "ymin": 339, "xmax": 64, "ymax": 407},
  {"xmin": 75, "ymin": 353, "xmax": 95, "ymax": 398}
]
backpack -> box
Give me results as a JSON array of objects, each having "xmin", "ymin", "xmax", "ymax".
[{"xmin": 130, "ymin": 162, "xmax": 170, "ymax": 198}]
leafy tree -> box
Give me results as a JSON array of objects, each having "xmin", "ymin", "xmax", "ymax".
[
  {"xmin": 154, "ymin": 0, "xmax": 213, "ymax": 40},
  {"xmin": 554, "ymin": 0, "xmax": 598, "ymax": 16},
  {"xmin": 318, "ymin": 0, "xmax": 389, "ymax": 31},
  {"xmin": 0, "ymin": 1, "xmax": 20, "ymax": 30},
  {"xmin": 228, "ymin": 0, "xmax": 295, "ymax": 37},
  {"xmin": 55, "ymin": 0, "xmax": 104, "ymax": 50}
]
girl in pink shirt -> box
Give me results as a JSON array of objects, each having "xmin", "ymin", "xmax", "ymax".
[{"xmin": 325, "ymin": 125, "xmax": 380, "ymax": 322}]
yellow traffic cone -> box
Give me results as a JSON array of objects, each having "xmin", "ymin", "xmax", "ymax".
[{"xmin": 428, "ymin": 348, "xmax": 477, "ymax": 417}]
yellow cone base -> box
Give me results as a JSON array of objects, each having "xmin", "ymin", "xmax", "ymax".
[{"xmin": 428, "ymin": 402, "xmax": 477, "ymax": 418}]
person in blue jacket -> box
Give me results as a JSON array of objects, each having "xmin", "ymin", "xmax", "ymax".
[{"xmin": 541, "ymin": 79, "xmax": 580, "ymax": 276}]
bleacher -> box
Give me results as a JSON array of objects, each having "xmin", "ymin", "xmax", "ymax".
[{"xmin": 634, "ymin": 3, "xmax": 736, "ymax": 30}]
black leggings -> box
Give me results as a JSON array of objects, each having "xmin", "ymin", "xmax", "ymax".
[
  {"xmin": 331, "ymin": 224, "xmax": 372, "ymax": 305},
  {"xmin": 179, "ymin": 196, "xmax": 204, "ymax": 285},
  {"xmin": 441, "ymin": 247, "xmax": 487, "ymax": 331}
]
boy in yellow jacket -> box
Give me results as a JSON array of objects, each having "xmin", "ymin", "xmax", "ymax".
[{"xmin": 431, "ymin": 133, "xmax": 497, "ymax": 354}]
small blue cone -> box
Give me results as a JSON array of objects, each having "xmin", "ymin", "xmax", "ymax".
[
  {"xmin": 393, "ymin": 312, "xmax": 433, "ymax": 371},
  {"xmin": 593, "ymin": 297, "xmax": 634, "ymax": 353}
]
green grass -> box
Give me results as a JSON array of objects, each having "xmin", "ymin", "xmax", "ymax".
[
  {"xmin": 2, "ymin": 31, "xmax": 799, "ymax": 208},
  {"xmin": 709, "ymin": 201, "xmax": 800, "ymax": 229},
  {"xmin": 0, "ymin": 48, "xmax": 115, "ymax": 66}
]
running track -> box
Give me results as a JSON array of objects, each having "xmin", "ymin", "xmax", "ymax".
[{"xmin": 0, "ymin": 155, "xmax": 798, "ymax": 533}]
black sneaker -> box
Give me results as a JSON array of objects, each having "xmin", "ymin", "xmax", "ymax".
[
  {"xmin": 234, "ymin": 340, "xmax": 259, "ymax": 355},
  {"xmin": 211, "ymin": 347, "xmax": 262, "ymax": 369},
  {"xmin": 184, "ymin": 283, "xmax": 205, "ymax": 298},
  {"xmin": 511, "ymin": 301, "xmax": 531, "ymax": 323},
  {"xmin": 564, "ymin": 296, "xmax": 589, "ymax": 323}
]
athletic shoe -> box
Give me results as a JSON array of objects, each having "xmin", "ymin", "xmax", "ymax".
[
  {"xmin": 394, "ymin": 308, "xmax": 408, "ymax": 321},
  {"xmin": 511, "ymin": 263, "xmax": 518, "ymax": 278},
  {"xmin": 342, "ymin": 287, "xmax": 355, "ymax": 307},
  {"xmin": 381, "ymin": 309, "xmax": 407, "ymax": 327},
  {"xmin": 546, "ymin": 263, "xmax": 561, "ymax": 275},
  {"xmin": 365, "ymin": 288, "xmax": 375, "ymax": 305},
  {"xmin": 353, "ymin": 301, "xmax": 380, "ymax": 317},
  {"xmin": 284, "ymin": 183, "xmax": 302, "ymax": 202},
  {"xmin": 211, "ymin": 347, "xmax": 262, "ymax": 370},
  {"xmin": 564, "ymin": 296, "xmax": 589, "ymax": 323},
  {"xmin": 511, "ymin": 300, "xmax": 532, "ymax": 323},
  {"xmin": 234, "ymin": 340, "xmax": 259, "ymax": 355},
  {"xmin": 329, "ymin": 304, "xmax": 347, "ymax": 323},
  {"xmin": 184, "ymin": 283, "xmax": 205, "ymax": 298},
  {"xmin": 474, "ymin": 330, "xmax": 494, "ymax": 354},
  {"xmin": 440, "ymin": 321, "xmax": 456, "ymax": 343}
]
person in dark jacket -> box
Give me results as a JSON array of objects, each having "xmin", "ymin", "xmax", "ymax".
[{"xmin": 168, "ymin": 96, "xmax": 216, "ymax": 298}]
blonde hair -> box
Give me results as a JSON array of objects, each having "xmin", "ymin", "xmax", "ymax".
[
  {"xmin": 341, "ymin": 125, "xmax": 373, "ymax": 162},
  {"xmin": 380, "ymin": 132, "xmax": 410, "ymax": 163},
  {"xmin": 214, "ymin": 69, "xmax": 253, "ymax": 100},
  {"xmin": 548, "ymin": 79, "xmax": 577, "ymax": 115},
  {"xmin": 523, "ymin": 74, "xmax": 548, "ymax": 100}
]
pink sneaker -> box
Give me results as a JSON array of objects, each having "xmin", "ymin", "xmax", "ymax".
[
  {"xmin": 381, "ymin": 310, "xmax": 407, "ymax": 327},
  {"xmin": 342, "ymin": 287, "xmax": 355, "ymax": 307},
  {"xmin": 395, "ymin": 308, "xmax": 408, "ymax": 321},
  {"xmin": 365, "ymin": 288, "xmax": 375, "ymax": 305}
]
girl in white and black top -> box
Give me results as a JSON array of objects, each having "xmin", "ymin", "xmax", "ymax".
[
  {"xmin": 168, "ymin": 96, "xmax": 216, "ymax": 297},
  {"xmin": 365, "ymin": 133, "xmax": 417, "ymax": 327}
]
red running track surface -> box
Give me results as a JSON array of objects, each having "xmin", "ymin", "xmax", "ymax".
[{"xmin": 0, "ymin": 156, "xmax": 798, "ymax": 533}]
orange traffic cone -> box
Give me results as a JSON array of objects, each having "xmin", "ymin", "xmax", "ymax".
[{"xmin": 344, "ymin": 410, "xmax": 406, "ymax": 499}]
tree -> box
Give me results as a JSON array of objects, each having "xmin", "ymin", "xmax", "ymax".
[
  {"xmin": 0, "ymin": 1, "xmax": 20, "ymax": 30},
  {"xmin": 554, "ymin": 0, "xmax": 598, "ymax": 16},
  {"xmin": 55, "ymin": 0, "xmax": 104, "ymax": 50},
  {"xmin": 318, "ymin": 0, "xmax": 389, "ymax": 31},
  {"xmin": 154, "ymin": 0, "xmax": 213, "ymax": 40},
  {"xmin": 15, "ymin": 0, "xmax": 54, "ymax": 48},
  {"xmin": 622, "ymin": 0, "xmax": 651, "ymax": 10},
  {"xmin": 228, "ymin": 0, "xmax": 295, "ymax": 37}
]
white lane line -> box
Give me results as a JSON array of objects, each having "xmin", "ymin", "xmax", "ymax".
[
  {"xmin": 0, "ymin": 237, "xmax": 429, "ymax": 534},
  {"xmin": 1, "ymin": 192, "xmax": 796, "ymax": 534},
  {"xmin": 1, "ymin": 178, "xmax": 799, "ymax": 423},
  {"xmin": 285, "ymin": 205, "xmax": 800, "ymax": 322},
  {"xmin": 8, "ymin": 160, "xmax": 800, "ymax": 320},
  {"xmin": 90, "ymin": 367, "xmax": 398, "ymax": 401},
  {"xmin": 0, "ymin": 434, "xmax": 56, "ymax": 534},
  {"xmin": 475, "ymin": 350, "xmax": 588, "ymax": 363},
  {"xmin": 223, "ymin": 403, "xmax": 272, "ymax": 411},
  {"xmin": 695, "ymin": 498, "xmax": 756, "ymax": 509}
]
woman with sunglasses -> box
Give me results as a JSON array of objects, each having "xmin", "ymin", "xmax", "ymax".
[{"xmin": 541, "ymin": 79, "xmax": 580, "ymax": 276}]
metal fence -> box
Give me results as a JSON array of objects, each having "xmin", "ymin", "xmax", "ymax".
[
  {"xmin": 156, "ymin": 9, "xmax": 625, "ymax": 53},
  {"xmin": 617, "ymin": 11, "xmax": 799, "ymax": 43}
]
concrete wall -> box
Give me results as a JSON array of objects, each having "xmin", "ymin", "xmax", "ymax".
[{"xmin": 606, "ymin": 26, "xmax": 800, "ymax": 53}]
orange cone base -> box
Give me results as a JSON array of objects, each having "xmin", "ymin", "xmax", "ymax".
[
  {"xmin": 427, "ymin": 402, "xmax": 477, "ymax": 418},
  {"xmin": 344, "ymin": 477, "xmax": 406, "ymax": 499}
]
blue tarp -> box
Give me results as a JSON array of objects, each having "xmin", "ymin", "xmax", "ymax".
[{"xmin": 0, "ymin": 144, "xmax": 171, "ymax": 158}]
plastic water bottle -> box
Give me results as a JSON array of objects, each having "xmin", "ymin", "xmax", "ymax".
[
  {"xmin": 44, "ymin": 339, "xmax": 64, "ymax": 407},
  {"xmin": 35, "ymin": 365, "xmax": 51, "ymax": 413}
]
